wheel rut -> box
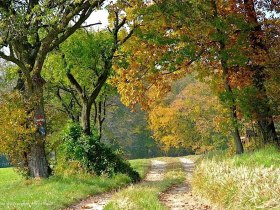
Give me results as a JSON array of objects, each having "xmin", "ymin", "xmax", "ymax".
[
  {"xmin": 68, "ymin": 159, "xmax": 167, "ymax": 210},
  {"xmin": 160, "ymin": 158, "xmax": 215, "ymax": 210}
]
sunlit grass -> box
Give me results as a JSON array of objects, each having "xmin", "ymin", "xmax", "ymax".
[
  {"xmin": 0, "ymin": 159, "xmax": 150, "ymax": 210},
  {"xmin": 192, "ymin": 145, "xmax": 280, "ymax": 210}
]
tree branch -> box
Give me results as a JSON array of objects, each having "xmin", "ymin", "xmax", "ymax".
[
  {"xmin": 81, "ymin": 22, "xmax": 102, "ymax": 28},
  {"xmin": 0, "ymin": 50, "xmax": 28, "ymax": 73},
  {"xmin": 66, "ymin": 72, "xmax": 87, "ymax": 102}
]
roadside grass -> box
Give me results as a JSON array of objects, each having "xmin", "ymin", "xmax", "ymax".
[
  {"xmin": 104, "ymin": 157, "xmax": 186, "ymax": 210},
  {"xmin": 202, "ymin": 145, "xmax": 280, "ymax": 168},
  {"xmin": 0, "ymin": 159, "xmax": 150, "ymax": 210},
  {"xmin": 129, "ymin": 159, "xmax": 151, "ymax": 178},
  {"xmin": 192, "ymin": 145, "xmax": 280, "ymax": 210}
]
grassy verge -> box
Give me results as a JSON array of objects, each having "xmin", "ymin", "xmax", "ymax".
[
  {"xmin": 129, "ymin": 159, "xmax": 151, "ymax": 178},
  {"xmin": 0, "ymin": 159, "xmax": 150, "ymax": 210},
  {"xmin": 192, "ymin": 145, "xmax": 280, "ymax": 210},
  {"xmin": 104, "ymin": 157, "xmax": 186, "ymax": 210}
]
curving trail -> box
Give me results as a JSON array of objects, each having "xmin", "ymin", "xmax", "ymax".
[
  {"xmin": 68, "ymin": 159, "xmax": 166, "ymax": 210},
  {"xmin": 160, "ymin": 158, "xmax": 215, "ymax": 210}
]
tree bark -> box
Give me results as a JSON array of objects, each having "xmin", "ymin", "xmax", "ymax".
[
  {"xmin": 81, "ymin": 102, "xmax": 92, "ymax": 136},
  {"xmin": 67, "ymin": 70, "xmax": 109, "ymax": 136},
  {"xmin": 26, "ymin": 77, "xmax": 50, "ymax": 178},
  {"xmin": 28, "ymin": 141, "xmax": 50, "ymax": 178}
]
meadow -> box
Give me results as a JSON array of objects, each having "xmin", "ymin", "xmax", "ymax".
[{"xmin": 0, "ymin": 159, "xmax": 150, "ymax": 210}]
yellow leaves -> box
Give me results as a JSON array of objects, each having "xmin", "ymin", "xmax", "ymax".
[
  {"xmin": 147, "ymin": 79, "xmax": 229, "ymax": 152},
  {"xmin": 0, "ymin": 92, "xmax": 34, "ymax": 164}
]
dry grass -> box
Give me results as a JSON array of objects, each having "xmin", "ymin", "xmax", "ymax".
[{"xmin": 192, "ymin": 146, "xmax": 280, "ymax": 210}]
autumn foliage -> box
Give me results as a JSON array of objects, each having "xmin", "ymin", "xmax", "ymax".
[{"xmin": 0, "ymin": 92, "xmax": 34, "ymax": 168}]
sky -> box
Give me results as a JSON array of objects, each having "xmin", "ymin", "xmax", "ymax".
[{"xmin": 86, "ymin": 9, "xmax": 109, "ymax": 30}]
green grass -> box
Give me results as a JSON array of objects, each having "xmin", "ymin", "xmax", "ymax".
[
  {"xmin": 105, "ymin": 157, "xmax": 186, "ymax": 210},
  {"xmin": 0, "ymin": 159, "xmax": 150, "ymax": 210},
  {"xmin": 232, "ymin": 146, "xmax": 280, "ymax": 168},
  {"xmin": 129, "ymin": 159, "xmax": 151, "ymax": 178},
  {"xmin": 192, "ymin": 145, "xmax": 280, "ymax": 210},
  {"xmin": 202, "ymin": 145, "xmax": 280, "ymax": 168}
]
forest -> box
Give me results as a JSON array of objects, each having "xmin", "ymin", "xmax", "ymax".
[{"xmin": 0, "ymin": 0, "xmax": 279, "ymax": 210}]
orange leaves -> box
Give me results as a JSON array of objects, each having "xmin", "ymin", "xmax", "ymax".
[{"xmin": 228, "ymin": 67, "xmax": 253, "ymax": 89}]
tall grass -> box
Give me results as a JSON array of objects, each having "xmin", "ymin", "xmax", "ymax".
[{"xmin": 192, "ymin": 145, "xmax": 280, "ymax": 210}]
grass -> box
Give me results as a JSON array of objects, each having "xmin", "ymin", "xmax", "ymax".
[
  {"xmin": 104, "ymin": 157, "xmax": 186, "ymax": 210},
  {"xmin": 192, "ymin": 145, "xmax": 280, "ymax": 210},
  {"xmin": 129, "ymin": 159, "xmax": 151, "ymax": 178},
  {"xmin": 202, "ymin": 145, "xmax": 280, "ymax": 168},
  {"xmin": 0, "ymin": 159, "xmax": 150, "ymax": 210}
]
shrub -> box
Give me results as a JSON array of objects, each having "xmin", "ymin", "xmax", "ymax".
[{"xmin": 58, "ymin": 123, "xmax": 140, "ymax": 182}]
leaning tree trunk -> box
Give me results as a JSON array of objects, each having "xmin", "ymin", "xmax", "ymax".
[
  {"xmin": 211, "ymin": 0, "xmax": 244, "ymax": 154},
  {"xmin": 231, "ymin": 104, "xmax": 244, "ymax": 154},
  {"xmin": 250, "ymin": 65, "xmax": 278, "ymax": 145},
  {"xmin": 220, "ymin": 44, "xmax": 244, "ymax": 154},
  {"xmin": 223, "ymin": 73, "xmax": 244, "ymax": 154},
  {"xmin": 26, "ymin": 76, "xmax": 50, "ymax": 178}
]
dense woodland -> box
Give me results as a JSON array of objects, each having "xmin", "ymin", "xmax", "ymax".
[{"xmin": 0, "ymin": 0, "xmax": 279, "ymax": 179}]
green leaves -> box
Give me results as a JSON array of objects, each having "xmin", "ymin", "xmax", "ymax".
[{"xmin": 61, "ymin": 123, "xmax": 140, "ymax": 182}]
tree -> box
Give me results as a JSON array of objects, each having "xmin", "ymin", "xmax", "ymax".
[
  {"xmin": 210, "ymin": 0, "xmax": 244, "ymax": 153},
  {"xmin": 0, "ymin": 91, "xmax": 34, "ymax": 173},
  {"xmin": 113, "ymin": 0, "xmax": 245, "ymax": 153},
  {"xmin": 148, "ymin": 77, "xmax": 229, "ymax": 153},
  {"xmin": 114, "ymin": 0, "xmax": 280, "ymax": 152},
  {"xmin": 0, "ymin": 0, "xmax": 105, "ymax": 178},
  {"xmin": 242, "ymin": 0, "xmax": 278, "ymax": 144},
  {"xmin": 43, "ymin": 1, "xmax": 139, "ymax": 137},
  {"xmin": 101, "ymin": 96, "xmax": 164, "ymax": 159}
]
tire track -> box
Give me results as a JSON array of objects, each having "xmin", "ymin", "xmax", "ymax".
[
  {"xmin": 68, "ymin": 159, "xmax": 166, "ymax": 210},
  {"xmin": 160, "ymin": 158, "xmax": 214, "ymax": 210}
]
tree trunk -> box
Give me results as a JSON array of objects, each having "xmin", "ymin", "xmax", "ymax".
[
  {"xmin": 28, "ymin": 141, "xmax": 50, "ymax": 178},
  {"xmin": 251, "ymin": 70, "xmax": 278, "ymax": 144},
  {"xmin": 220, "ymin": 47, "xmax": 244, "ymax": 154},
  {"xmin": 231, "ymin": 105, "xmax": 244, "ymax": 154},
  {"xmin": 81, "ymin": 102, "xmax": 91, "ymax": 135},
  {"xmin": 244, "ymin": 0, "xmax": 279, "ymax": 145},
  {"xmin": 26, "ymin": 78, "xmax": 50, "ymax": 178},
  {"xmin": 220, "ymin": 64, "xmax": 244, "ymax": 154},
  {"xmin": 211, "ymin": 0, "xmax": 244, "ymax": 153},
  {"xmin": 224, "ymin": 79, "xmax": 244, "ymax": 154}
]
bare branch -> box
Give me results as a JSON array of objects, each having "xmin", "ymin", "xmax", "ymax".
[{"xmin": 81, "ymin": 22, "xmax": 102, "ymax": 28}]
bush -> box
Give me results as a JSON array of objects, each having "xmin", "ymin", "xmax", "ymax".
[{"xmin": 59, "ymin": 123, "xmax": 140, "ymax": 182}]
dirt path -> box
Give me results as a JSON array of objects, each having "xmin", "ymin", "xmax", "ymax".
[
  {"xmin": 160, "ymin": 158, "xmax": 214, "ymax": 210},
  {"xmin": 68, "ymin": 159, "xmax": 166, "ymax": 210},
  {"xmin": 144, "ymin": 160, "xmax": 166, "ymax": 182}
]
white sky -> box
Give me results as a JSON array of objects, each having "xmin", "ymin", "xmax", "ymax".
[{"xmin": 86, "ymin": 9, "xmax": 109, "ymax": 30}]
